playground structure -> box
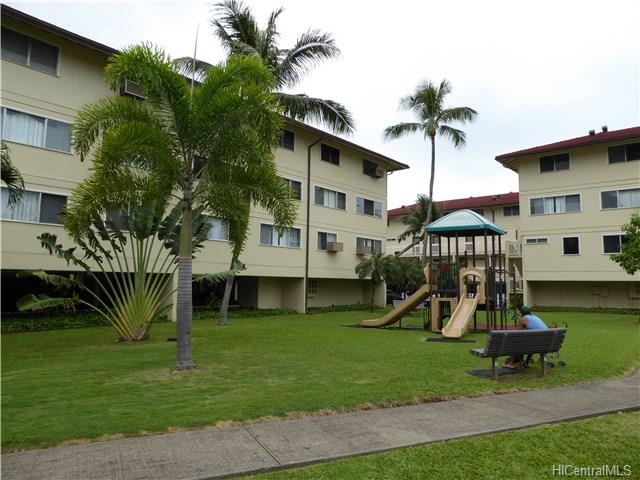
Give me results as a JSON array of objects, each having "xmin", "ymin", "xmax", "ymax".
[{"xmin": 362, "ymin": 209, "xmax": 517, "ymax": 338}]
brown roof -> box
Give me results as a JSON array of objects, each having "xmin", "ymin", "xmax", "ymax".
[
  {"xmin": 388, "ymin": 192, "xmax": 519, "ymax": 217},
  {"xmin": 495, "ymin": 126, "xmax": 640, "ymax": 161}
]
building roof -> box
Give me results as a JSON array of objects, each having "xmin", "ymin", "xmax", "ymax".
[
  {"xmin": 2, "ymin": 4, "xmax": 119, "ymax": 56},
  {"xmin": 425, "ymin": 209, "xmax": 506, "ymax": 236},
  {"xmin": 2, "ymin": 5, "xmax": 409, "ymax": 173},
  {"xmin": 495, "ymin": 126, "xmax": 640, "ymax": 162},
  {"xmin": 388, "ymin": 192, "xmax": 519, "ymax": 217}
]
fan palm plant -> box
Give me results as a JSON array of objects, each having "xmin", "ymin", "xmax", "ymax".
[
  {"xmin": 1, "ymin": 141, "xmax": 24, "ymax": 206},
  {"xmin": 384, "ymin": 79, "xmax": 477, "ymax": 264},
  {"xmin": 68, "ymin": 44, "xmax": 296, "ymax": 369},
  {"xmin": 176, "ymin": 0, "xmax": 354, "ymax": 134},
  {"xmin": 355, "ymin": 253, "xmax": 394, "ymax": 311}
]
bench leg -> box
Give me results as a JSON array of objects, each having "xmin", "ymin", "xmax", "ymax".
[
  {"xmin": 492, "ymin": 357, "xmax": 497, "ymax": 380},
  {"xmin": 541, "ymin": 354, "xmax": 547, "ymax": 377}
]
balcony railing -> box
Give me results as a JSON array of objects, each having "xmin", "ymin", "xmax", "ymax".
[{"xmin": 506, "ymin": 241, "xmax": 522, "ymax": 257}]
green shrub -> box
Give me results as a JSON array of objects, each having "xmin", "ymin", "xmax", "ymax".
[
  {"xmin": 532, "ymin": 305, "xmax": 640, "ymax": 315},
  {"xmin": 307, "ymin": 304, "xmax": 377, "ymax": 314}
]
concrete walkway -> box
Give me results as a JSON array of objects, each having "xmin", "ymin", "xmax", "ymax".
[{"xmin": 3, "ymin": 373, "xmax": 639, "ymax": 480}]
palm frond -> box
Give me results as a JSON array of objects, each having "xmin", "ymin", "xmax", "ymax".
[
  {"xmin": 278, "ymin": 93, "xmax": 354, "ymax": 135},
  {"xmin": 1, "ymin": 141, "xmax": 24, "ymax": 206},
  {"xmin": 212, "ymin": 0, "xmax": 260, "ymax": 54},
  {"xmin": 439, "ymin": 106, "xmax": 478, "ymax": 125},
  {"xmin": 173, "ymin": 56, "xmax": 214, "ymax": 82},
  {"xmin": 192, "ymin": 266, "xmax": 245, "ymax": 285},
  {"xmin": 438, "ymin": 125, "xmax": 467, "ymax": 148},
  {"xmin": 276, "ymin": 30, "xmax": 340, "ymax": 88},
  {"xmin": 16, "ymin": 270, "xmax": 85, "ymax": 292},
  {"xmin": 383, "ymin": 122, "xmax": 423, "ymax": 141}
]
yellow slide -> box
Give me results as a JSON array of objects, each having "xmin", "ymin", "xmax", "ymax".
[
  {"xmin": 441, "ymin": 295, "xmax": 480, "ymax": 338},
  {"xmin": 361, "ymin": 284, "xmax": 431, "ymax": 328}
]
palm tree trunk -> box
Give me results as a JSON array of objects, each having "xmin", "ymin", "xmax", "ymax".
[
  {"xmin": 218, "ymin": 255, "xmax": 238, "ymax": 326},
  {"xmin": 395, "ymin": 234, "xmax": 424, "ymax": 257},
  {"xmin": 421, "ymin": 136, "xmax": 436, "ymax": 265},
  {"xmin": 370, "ymin": 281, "xmax": 376, "ymax": 311},
  {"xmin": 176, "ymin": 198, "xmax": 196, "ymax": 370}
]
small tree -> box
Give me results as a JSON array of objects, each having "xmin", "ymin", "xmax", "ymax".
[
  {"xmin": 355, "ymin": 253, "xmax": 394, "ymax": 311},
  {"xmin": 611, "ymin": 213, "xmax": 640, "ymax": 275},
  {"xmin": 384, "ymin": 257, "xmax": 425, "ymax": 297},
  {"xmin": 1, "ymin": 141, "xmax": 24, "ymax": 206}
]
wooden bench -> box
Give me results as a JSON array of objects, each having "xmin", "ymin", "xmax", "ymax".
[{"xmin": 470, "ymin": 328, "xmax": 567, "ymax": 379}]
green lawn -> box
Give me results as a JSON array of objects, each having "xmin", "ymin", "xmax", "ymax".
[
  {"xmin": 248, "ymin": 412, "xmax": 640, "ymax": 480},
  {"xmin": 2, "ymin": 310, "xmax": 638, "ymax": 451}
]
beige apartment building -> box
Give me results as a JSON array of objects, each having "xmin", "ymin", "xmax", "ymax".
[
  {"xmin": 0, "ymin": 6, "xmax": 408, "ymax": 314},
  {"xmin": 496, "ymin": 127, "xmax": 640, "ymax": 308}
]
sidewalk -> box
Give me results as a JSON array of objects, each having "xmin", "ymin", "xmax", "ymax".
[{"xmin": 3, "ymin": 373, "xmax": 639, "ymax": 480}]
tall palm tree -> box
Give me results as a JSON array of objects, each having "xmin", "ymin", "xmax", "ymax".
[
  {"xmin": 394, "ymin": 194, "xmax": 443, "ymax": 257},
  {"xmin": 177, "ymin": 0, "xmax": 354, "ymax": 135},
  {"xmin": 1, "ymin": 141, "xmax": 24, "ymax": 206},
  {"xmin": 68, "ymin": 44, "xmax": 297, "ymax": 370},
  {"xmin": 384, "ymin": 79, "xmax": 477, "ymax": 264}
]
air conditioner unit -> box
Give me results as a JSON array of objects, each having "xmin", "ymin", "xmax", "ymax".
[
  {"xmin": 356, "ymin": 245, "xmax": 372, "ymax": 255},
  {"xmin": 373, "ymin": 167, "xmax": 385, "ymax": 178},
  {"xmin": 326, "ymin": 242, "xmax": 343, "ymax": 252},
  {"xmin": 122, "ymin": 79, "xmax": 146, "ymax": 100}
]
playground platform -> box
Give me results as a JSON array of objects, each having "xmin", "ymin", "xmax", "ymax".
[{"xmin": 3, "ymin": 372, "xmax": 638, "ymax": 480}]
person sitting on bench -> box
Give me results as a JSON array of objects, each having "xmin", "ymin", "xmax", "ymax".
[{"xmin": 504, "ymin": 306, "xmax": 548, "ymax": 369}]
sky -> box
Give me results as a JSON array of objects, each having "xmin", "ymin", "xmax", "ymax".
[{"xmin": 6, "ymin": 0, "xmax": 640, "ymax": 208}]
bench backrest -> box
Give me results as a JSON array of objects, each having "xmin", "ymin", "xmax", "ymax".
[{"xmin": 482, "ymin": 328, "xmax": 567, "ymax": 356}]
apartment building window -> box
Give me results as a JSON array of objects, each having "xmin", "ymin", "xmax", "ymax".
[
  {"xmin": 464, "ymin": 236, "xmax": 474, "ymax": 253},
  {"xmin": 608, "ymin": 143, "xmax": 640, "ymax": 164},
  {"xmin": 356, "ymin": 237, "xmax": 382, "ymax": 254},
  {"xmin": 411, "ymin": 244, "xmax": 422, "ymax": 256},
  {"xmin": 471, "ymin": 208, "xmax": 484, "ymax": 216},
  {"xmin": 603, "ymin": 234, "xmax": 626, "ymax": 254},
  {"xmin": 525, "ymin": 237, "xmax": 548, "ymax": 245},
  {"xmin": 279, "ymin": 129, "xmax": 294, "ymax": 151},
  {"xmin": 1, "ymin": 188, "xmax": 66, "ymax": 224},
  {"xmin": 430, "ymin": 242, "xmax": 440, "ymax": 256},
  {"xmin": 1, "ymin": 28, "xmax": 59, "ymax": 75},
  {"xmin": 314, "ymin": 186, "xmax": 346, "ymax": 210},
  {"xmin": 259, "ymin": 223, "xmax": 301, "ymax": 248},
  {"xmin": 362, "ymin": 159, "xmax": 384, "ymax": 178},
  {"xmin": 317, "ymin": 231, "xmax": 337, "ymax": 250},
  {"xmin": 356, "ymin": 197, "xmax": 382, "ymax": 218},
  {"xmin": 206, "ymin": 217, "xmax": 230, "ymax": 241},
  {"xmin": 562, "ymin": 236, "xmax": 580, "ymax": 255},
  {"xmin": 539, "ymin": 153, "xmax": 570, "ymax": 172},
  {"xmin": 1, "ymin": 107, "xmax": 71, "ymax": 153},
  {"xmin": 503, "ymin": 205, "xmax": 520, "ymax": 216},
  {"xmin": 307, "ymin": 279, "xmax": 317, "ymax": 297},
  {"xmin": 320, "ymin": 144, "xmax": 340, "ymax": 165},
  {"xmin": 530, "ymin": 194, "xmax": 580, "ymax": 215},
  {"xmin": 283, "ymin": 178, "xmax": 302, "ymax": 200},
  {"xmin": 601, "ymin": 188, "xmax": 640, "ymax": 209}
]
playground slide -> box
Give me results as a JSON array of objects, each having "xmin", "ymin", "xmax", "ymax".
[
  {"xmin": 441, "ymin": 295, "xmax": 480, "ymax": 338},
  {"xmin": 361, "ymin": 285, "xmax": 431, "ymax": 328}
]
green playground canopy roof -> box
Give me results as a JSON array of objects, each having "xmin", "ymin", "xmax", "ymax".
[{"xmin": 425, "ymin": 209, "xmax": 506, "ymax": 237}]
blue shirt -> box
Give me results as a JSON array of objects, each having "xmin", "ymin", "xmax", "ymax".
[{"xmin": 525, "ymin": 314, "xmax": 547, "ymax": 330}]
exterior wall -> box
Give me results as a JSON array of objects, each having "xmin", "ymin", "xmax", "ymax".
[
  {"xmin": 516, "ymin": 144, "xmax": 639, "ymax": 284},
  {"xmin": 307, "ymin": 278, "xmax": 375, "ymax": 308},
  {"xmin": 526, "ymin": 281, "xmax": 640, "ymax": 309}
]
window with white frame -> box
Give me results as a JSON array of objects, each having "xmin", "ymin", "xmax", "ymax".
[
  {"xmin": 464, "ymin": 236, "xmax": 474, "ymax": 253},
  {"xmin": 411, "ymin": 244, "xmax": 422, "ymax": 256},
  {"xmin": 1, "ymin": 107, "xmax": 71, "ymax": 152},
  {"xmin": 603, "ymin": 234, "xmax": 627, "ymax": 254},
  {"xmin": 356, "ymin": 197, "xmax": 382, "ymax": 218},
  {"xmin": 539, "ymin": 153, "xmax": 570, "ymax": 172},
  {"xmin": 530, "ymin": 194, "xmax": 580, "ymax": 215},
  {"xmin": 314, "ymin": 186, "xmax": 346, "ymax": 210},
  {"xmin": 283, "ymin": 178, "xmax": 302, "ymax": 200},
  {"xmin": 317, "ymin": 231, "xmax": 337, "ymax": 250},
  {"xmin": 525, "ymin": 237, "xmax": 548, "ymax": 245},
  {"xmin": 601, "ymin": 188, "xmax": 640, "ymax": 209},
  {"xmin": 206, "ymin": 216, "xmax": 229, "ymax": 241},
  {"xmin": 259, "ymin": 223, "xmax": 301, "ymax": 248},
  {"xmin": 1, "ymin": 27, "xmax": 59, "ymax": 75},
  {"xmin": 307, "ymin": 279, "xmax": 317, "ymax": 297},
  {"xmin": 1, "ymin": 187, "xmax": 66, "ymax": 224},
  {"xmin": 608, "ymin": 143, "xmax": 640, "ymax": 164},
  {"xmin": 562, "ymin": 236, "xmax": 580, "ymax": 255},
  {"xmin": 356, "ymin": 237, "xmax": 382, "ymax": 254}
]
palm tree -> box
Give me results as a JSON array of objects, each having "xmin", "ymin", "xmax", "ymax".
[
  {"xmin": 177, "ymin": 0, "xmax": 354, "ymax": 134},
  {"xmin": 394, "ymin": 194, "xmax": 443, "ymax": 257},
  {"xmin": 355, "ymin": 253, "xmax": 393, "ymax": 311},
  {"xmin": 1, "ymin": 141, "xmax": 24, "ymax": 206},
  {"xmin": 68, "ymin": 44, "xmax": 297, "ymax": 370},
  {"xmin": 384, "ymin": 79, "xmax": 477, "ymax": 264}
]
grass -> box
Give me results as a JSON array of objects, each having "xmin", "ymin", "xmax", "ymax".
[
  {"xmin": 2, "ymin": 310, "xmax": 638, "ymax": 451},
  {"xmin": 247, "ymin": 412, "xmax": 640, "ymax": 479}
]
